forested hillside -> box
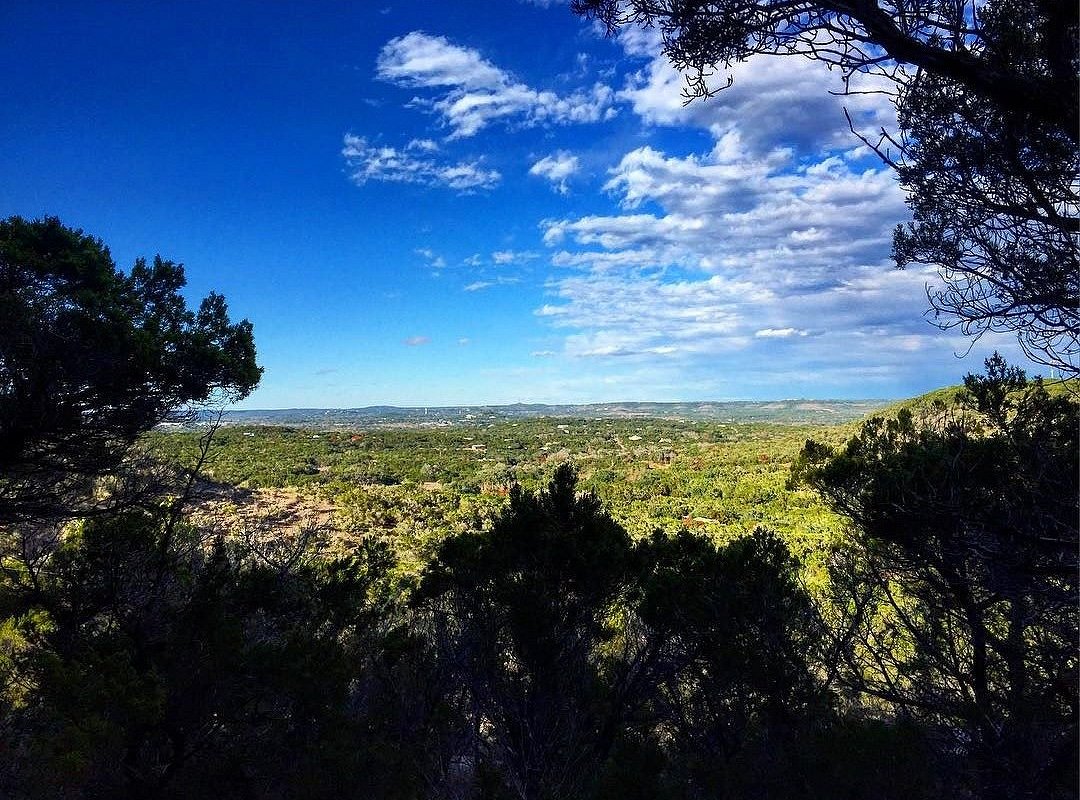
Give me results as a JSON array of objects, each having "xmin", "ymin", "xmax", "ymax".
[{"xmin": 143, "ymin": 421, "xmax": 850, "ymax": 607}]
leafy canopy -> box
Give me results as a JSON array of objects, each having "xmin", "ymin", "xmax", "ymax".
[
  {"xmin": 794, "ymin": 356, "xmax": 1078, "ymax": 798},
  {"xmin": 0, "ymin": 216, "xmax": 262, "ymax": 522}
]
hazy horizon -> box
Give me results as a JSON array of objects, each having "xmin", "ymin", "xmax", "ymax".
[{"xmin": 226, "ymin": 396, "xmax": 898, "ymax": 412}]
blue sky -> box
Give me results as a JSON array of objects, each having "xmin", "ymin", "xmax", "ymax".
[{"xmin": 1, "ymin": 1, "xmax": 1034, "ymax": 407}]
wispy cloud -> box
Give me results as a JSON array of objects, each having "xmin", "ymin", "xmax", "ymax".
[
  {"xmin": 406, "ymin": 137, "xmax": 439, "ymax": 152},
  {"xmin": 492, "ymin": 249, "xmax": 539, "ymax": 265},
  {"xmin": 415, "ymin": 247, "xmax": 447, "ymax": 269},
  {"xmin": 377, "ymin": 32, "xmax": 616, "ymax": 138},
  {"xmin": 403, "ymin": 335, "xmax": 430, "ymax": 346},
  {"xmin": 342, "ymin": 134, "xmax": 500, "ymax": 191},
  {"xmin": 529, "ymin": 150, "xmax": 580, "ymax": 194},
  {"xmin": 755, "ymin": 328, "xmax": 809, "ymax": 338},
  {"xmin": 464, "ymin": 276, "xmax": 522, "ymax": 291}
]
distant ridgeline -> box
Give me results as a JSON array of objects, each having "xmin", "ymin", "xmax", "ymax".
[{"xmin": 182, "ymin": 399, "xmax": 893, "ymax": 428}]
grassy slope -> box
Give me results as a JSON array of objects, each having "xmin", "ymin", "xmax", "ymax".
[{"xmin": 871, "ymin": 376, "xmax": 1077, "ymax": 419}]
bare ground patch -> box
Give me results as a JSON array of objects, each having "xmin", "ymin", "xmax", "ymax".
[{"xmin": 186, "ymin": 480, "xmax": 340, "ymax": 539}]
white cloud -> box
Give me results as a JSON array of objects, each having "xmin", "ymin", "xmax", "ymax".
[
  {"xmin": 755, "ymin": 328, "xmax": 809, "ymax": 338},
  {"xmin": 415, "ymin": 248, "xmax": 447, "ymax": 269},
  {"xmin": 492, "ymin": 249, "xmax": 539, "ymax": 265},
  {"xmin": 529, "ymin": 150, "xmax": 581, "ymax": 193},
  {"xmin": 617, "ymin": 38, "xmax": 895, "ymax": 158},
  {"xmin": 535, "ymin": 304, "xmax": 568, "ymax": 317},
  {"xmin": 404, "ymin": 335, "xmax": 430, "ymax": 346},
  {"xmin": 406, "ymin": 137, "xmax": 439, "ymax": 152},
  {"xmin": 342, "ymin": 134, "xmax": 500, "ymax": 191},
  {"xmin": 377, "ymin": 31, "xmax": 506, "ymax": 90},
  {"xmin": 438, "ymin": 162, "xmax": 502, "ymax": 190},
  {"xmin": 531, "ymin": 350, "xmax": 557, "ymax": 357},
  {"xmin": 536, "ymin": 258, "xmax": 951, "ymax": 378},
  {"xmin": 543, "ymin": 146, "xmax": 905, "ymax": 283},
  {"xmin": 533, "ymin": 96, "xmax": 925, "ymax": 373},
  {"xmin": 538, "ymin": 271, "xmax": 753, "ymax": 358},
  {"xmin": 464, "ymin": 276, "xmax": 522, "ymax": 291},
  {"xmin": 377, "ymin": 32, "xmax": 616, "ymax": 138}
]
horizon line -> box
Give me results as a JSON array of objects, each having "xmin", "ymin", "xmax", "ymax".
[{"xmin": 222, "ymin": 397, "xmax": 899, "ymax": 413}]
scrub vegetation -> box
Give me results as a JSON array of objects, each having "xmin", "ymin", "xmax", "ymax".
[{"xmin": 148, "ymin": 417, "xmax": 852, "ymax": 579}]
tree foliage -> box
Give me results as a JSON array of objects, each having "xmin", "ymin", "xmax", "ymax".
[
  {"xmin": 0, "ymin": 216, "xmax": 263, "ymax": 523},
  {"xmin": 573, "ymin": 0, "xmax": 1080, "ymax": 373},
  {"xmin": 630, "ymin": 527, "xmax": 831, "ymax": 798},
  {"xmin": 416, "ymin": 465, "xmax": 852, "ymax": 799},
  {"xmin": 889, "ymin": 19, "xmax": 1079, "ymax": 371},
  {"xmin": 417, "ymin": 464, "xmax": 641, "ymax": 799},
  {"xmin": 795, "ymin": 355, "xmax": 1079, "ymax": 798},
  {"xmin": 0, "ymin": 512, "xmax": 425, "ymax": 799}
]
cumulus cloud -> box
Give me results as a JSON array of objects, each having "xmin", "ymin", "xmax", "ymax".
[
  {"xmin": 617, "ymin": 36, "xmax": 895, "ymax": 157},
  {"xmin": 529, "ymin": 150, "xmax": 581, "ymax": 193},
  {"xmin": 543, "ymin": 146, "xmax": 906, "ymax": 285},
  {"xmin": 342, "ymin": 134, "xmax": 500, "ymax": 191},
  {"xmin": 376, "ymin": 32, "xmax": 616, "ymax": 138},
  {"xmin": 377, "ymin": 31, "xmax": 506, "ymax": 90},
  {"xmin": 532, "ymin": 73, "xmax": 928, "ymax": 376}
]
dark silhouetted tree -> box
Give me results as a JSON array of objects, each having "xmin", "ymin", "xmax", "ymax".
[
  {"xmin": 0, "ymin": 510, "xmax": 426, "ymax": 800},
  {"xmin": 417, "ymin": 464, "xmax": 638, "ymax": 800},
  {"xmin": 795, "ymin": 355, "xmax": 1079, "ymax": 799},
  {"xmin": 0, "ymin": 216, "xmax": 263, "ymax": 523},
  {"xmin": 419, "ymin": 466, "xmax": 864, "ymax": 800},
  {"xmin": 629, "ymin": 527, "xmax": 831, "ymax": 799}
]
